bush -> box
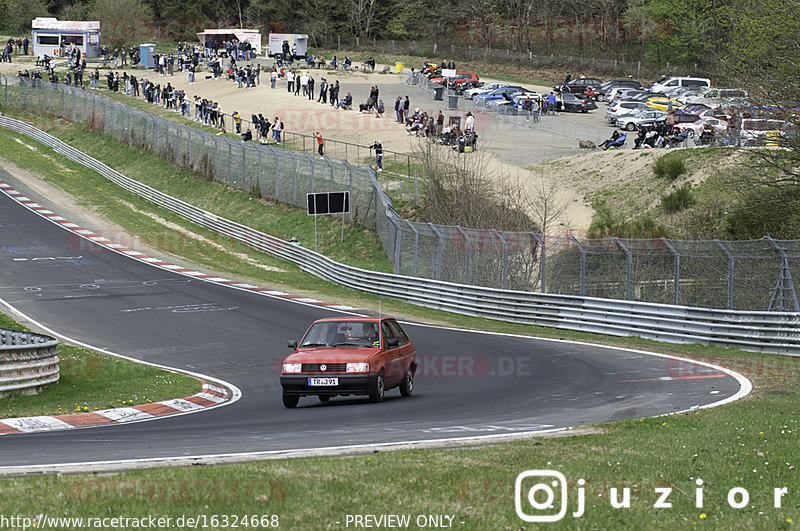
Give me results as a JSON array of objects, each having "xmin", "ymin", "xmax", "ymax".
[
  {"xmin": 653, "ymin": 153, "xmax": 687, "ymax": 181},
  {"xmin": 588, "ymin": 207, "xmax": 669, "ymax": 239},
  {"xmin": 661, "ymin": 183, "xmax": 696, "ymax": 213}
]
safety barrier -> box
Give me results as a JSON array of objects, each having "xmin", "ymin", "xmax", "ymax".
[
  {"xmin": 1, "ymin": 116, "xmax": 798, "ymax": 355},
  {"xmin": 0, "ymin": 328, "xmax": 60, "ymax": 396}
]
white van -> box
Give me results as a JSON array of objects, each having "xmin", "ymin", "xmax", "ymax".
[{"xmin": 651, "ymin": 77, "xmax": 711, "ymax": 94}]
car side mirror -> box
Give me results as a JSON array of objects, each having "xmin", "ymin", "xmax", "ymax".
[
  {"xmin": 287, "ymin": 340, "xmax": 297, "ymax": 349},
  {"xmin": 387, "ymin": 338, "xmax": 399, "ymax": 347}
]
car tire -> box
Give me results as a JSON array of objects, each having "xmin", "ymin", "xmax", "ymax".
[
  {"xmin": 625, "ymin": 122, "xmax": 636, "ymax": 131},
  {"xmin": 581, "ymin": 109, "xmax": 588, "ymax": 113},
  {"xmin": 400, "ymin": 370, "xmax": 414, "ymax": 397},
  {"xmin": 566, "ymin": 105, "xmax": 574, "ymax": 112},
  {"xmin": 282, "ymin": 391, "xmax": 299, "ymax": 408},
  {"xmin": 369, "ymin": 371, "xmax": 385, "ymax": 403},
  {"xmin": 318, "ymin": 395, "xmax": 331, "ymax": 403}
]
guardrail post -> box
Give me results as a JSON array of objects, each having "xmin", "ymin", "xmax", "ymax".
[
  {"xmin": 429, "ymin": 223, "xmax": 445, "ymax": 281},
  {"xmin": 569, "ymin": 236, "xmax": 586, "ymax": 296},
  {"xmin": 614, "ymin": 237, "xmax": 633, "ymax": 300},
  {"xmin": 715, "ymin": 239, "xmax": 735, "ymax": 309},
  {"xmin": 457, "ymin": 226, "xmax": 472, "ymax": 285},
  {"xmin": 492, "ymin": 229, "xmax": 508, "ymax": 290},
  {"xmin": 766, "ymin": 235, "xmax": 800, "ymax": 311},
  {"xmin": 661, "ymin": 237, "xmax": 680, "ymax": 305}
]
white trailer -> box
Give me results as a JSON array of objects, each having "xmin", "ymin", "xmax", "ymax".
[{"xmin": 267, "ymin": 33, "xmax": 308, "ymax": 58}]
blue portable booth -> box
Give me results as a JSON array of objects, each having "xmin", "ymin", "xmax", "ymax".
[{"xmin": 139, "ymin": 43, "xmax": 156, "ymax": 69}]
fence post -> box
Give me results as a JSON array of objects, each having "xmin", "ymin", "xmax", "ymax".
[
  {"xmin": 661, "ymin": 238, "xmax": 681, "ymax": 305},
  {"xmin": 457, "ymin": 226, "xmax": 471, "ymax": 285},
  {"xmin": 534, "ymin": 231, "xmax": 546, "ymax": 293},
  {"xmin": 569, "ymin": 236, "xmax": 586, "ymax": 296},
  {"xmin": 766, "ymin": 235, "xmax": 800, "ymax": 311},
  {"xmin": 429, "ymin": 223, "xmax": 444, "ymax": 281},
  {"xmin": 228, "ymin": 142, "xmax": 233, "ymax": 185},
  {"xmin": 406, "ymin": 220, "xmax": 419, "ymax": 277},
  {"xmin": 715, "ymin": 239, "xmax": 735, "ymax": 309},
  {"xmin": 392, "ymin": 217, "xmax": 403, "ymax": 275},
  {"xmin": 614, "ymin": 237, "xmax": 633, "ymax": 300},
  {"xmin": 493, "ymin": 229, "xmax": 508, "ymax": 290}
]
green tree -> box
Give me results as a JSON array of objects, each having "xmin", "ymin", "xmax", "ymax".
[
  {"xmin": 5, "ymin": 0, "xmax": 51, "ymax": 33},
  {"xmin": 87, "ymin": 0, "xmax": 153, "ymax": 48}
]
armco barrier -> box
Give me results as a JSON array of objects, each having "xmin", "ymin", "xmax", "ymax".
[
  {"xmin": 0, "ymin": 328, "xmax": 60, "ymax": 396},
  {"xmin": 1, "ymin": 116, "xmax": 799, "ymax": 355}
]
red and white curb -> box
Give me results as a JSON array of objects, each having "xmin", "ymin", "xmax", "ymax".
[
  {"xmin": 0, "ymin": 382, "xmax": 228, "ymax": 435},
  {"xmin": 0, "ymin": 180, "xmax": 355, "ymax": 312}
]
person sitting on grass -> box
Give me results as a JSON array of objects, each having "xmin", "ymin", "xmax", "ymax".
[
  {"xmin": 336, "ymin": 92, "xmax": 353, "ymax": 110},
  {"xmin": 600, "ymin": 130, "xmax": 621, "ymax": 150}
]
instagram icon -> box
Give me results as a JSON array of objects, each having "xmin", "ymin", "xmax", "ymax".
[{"xmin": 515, "ymin": 470, "xmax": 585, "ymax": 522}]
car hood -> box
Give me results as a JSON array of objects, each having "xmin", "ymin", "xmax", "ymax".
[{"xmin": 284, "ymin": 347, "xmax": 380, "ymax": 363}]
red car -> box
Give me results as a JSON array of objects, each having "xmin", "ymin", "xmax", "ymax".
[
  {"xmin": 429, "ymin": 72, "xmax": 480, "ymax": 88},
  {"xmin": 280, "ymin": 317, "xmax": 417, "ymax": 408}
]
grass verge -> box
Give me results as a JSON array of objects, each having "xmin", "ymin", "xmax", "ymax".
[{"xmin": 0, "ymin": 312, "xmax": 200, "ymax": 418}]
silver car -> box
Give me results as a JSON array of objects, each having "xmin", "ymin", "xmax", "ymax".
[
  {"xmin": 617, "ymin": 109, "xmax": 668, "ymax": 131},
  {"xmin": 464, "ymin": 82, "xmax": 510, "ymax": 99},
  {"xmin": 606, "ymin": 100, "xmax": 650, "ymax": 124}
]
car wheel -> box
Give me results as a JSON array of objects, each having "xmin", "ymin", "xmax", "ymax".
[
  {"xmin": 282, "ymin": 391, "xmax": 299, "ymax": 408},
  {"xmin": 318, "ymin": 395, "xmax": 331, "ymax": 403},
  {"xmin": 625, "ymin": 122, "xmax": 636, "ymax": 131},
  {"xmin": 581, "ymin": 109, "xmax": 588, "ymax": 113},
  {"xmin": 400, "ymin": 370, "xmax": 414, "ymax": 397},
  {"xmin": 566, "ymin": 105, "xmax": 574, "ymax": 112},
  {"xmin": 369, "ymin": 371, "xmax": 385, "ymax": 403}
]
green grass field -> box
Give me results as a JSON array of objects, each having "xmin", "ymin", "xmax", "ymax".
[{"xmin": 0, "ymin": 100, "xmax": 797, "ymax": 529}]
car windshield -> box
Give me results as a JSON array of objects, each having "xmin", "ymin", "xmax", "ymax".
[{"xmin": 300, "ymin": 321, "xmax": 380, "ymax": 348}]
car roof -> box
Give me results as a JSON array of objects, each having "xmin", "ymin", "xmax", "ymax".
[{"xmin": 312, "ymin": 316, "xmax": 387, "ymax": 324}]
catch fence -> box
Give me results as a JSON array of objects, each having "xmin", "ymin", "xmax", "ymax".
[{"xmin": 2, "ymin": 74, "xmax": 797, "ymax": 311}]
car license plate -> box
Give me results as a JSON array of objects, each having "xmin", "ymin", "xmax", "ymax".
[{"xmin": 308, "ymin": 377, "xmax": 338, "ymax": 386}]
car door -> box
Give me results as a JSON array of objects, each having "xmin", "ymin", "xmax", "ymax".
[
  {"xmin": 387, "ymin": 320, "xmax": 415, "ymax": 380},
  {"xmin": 380, "ymin": 321, "xmax": 403, "ymax": 385}
]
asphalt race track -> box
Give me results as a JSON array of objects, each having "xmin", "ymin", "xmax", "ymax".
[{"xmin": 0, "ymin": 170, "xmax": 747, "ymax": 470}]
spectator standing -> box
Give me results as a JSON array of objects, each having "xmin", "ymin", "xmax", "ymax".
[
  {"xmin": 402, "ymin": 96, "xmax": 410, "ymax": 123},
  {"xmin": 318, "ymin": 78, "xmax": 328, "ymax": 103},
  {"xmin": 314, "ymin": 131, "xmax": 324, "ymax": 157},
  {"xmin": 233, "ymin": 111, "xmax": 242, "ymax": 134},
  {"xmin": 464, "ymin": 111, "xmax": 475, "ymax": 132},
  {"xmin": 307, "ymin": 75, "xmax": 315, "ymax": 100},
  {"xmin": 369, "ymin": 140, "xmax": 384, "ymax": 172},
  {"xmin": 272, "ymin": 116, "xmax": 283, "ymax": 143},
  {"xmin": 395, "ymin": 97, "xmax": 403, "ymax": 122}
]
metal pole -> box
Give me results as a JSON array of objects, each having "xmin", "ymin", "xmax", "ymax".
[
  {"xmin": 493, "ymin": 229, "xmax": 508, "ymax": 290},
  {"xmin": 407, "ymin": 220, "xmax": 419, "ymax": 277},
  {"xmin": 457, "ymin": 227, "xmax": 471, "ymax": 285},
  {"xmin": 661, "ymin": 237, "xmax": 680, "ymax": 305},
  {"xmin": 570, "ymin": 236, "xmax": 586, "ymax": 296},
  {"xmin": 314, "ymin": 213, "xmax": 318, "ymax": 252},
  {"xmin": 715, "ymin": 240, "xmax": 735, "ymax": 310},
  {"xmin": 614, "ymin": 237, "xmax": 633, "ymax": 300},
  {"xmin": 429, "ymin": 223, "xmax": 445, "ymax": 281},
  {"xmin": 414, "ymin": 170, "xmax": 419, "ymax": 204}
]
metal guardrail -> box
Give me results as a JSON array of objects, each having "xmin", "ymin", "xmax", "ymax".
[
  {"xmin": 1, "ymin": 116, "xmax": 798, "ymax": 355},
  {"xmin": 0, "ymin": 327, "xmax": 60, "ymax": 396}
]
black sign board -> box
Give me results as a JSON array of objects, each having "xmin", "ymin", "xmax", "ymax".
[{"xmin": 307, "ymin": 192, "xmax": 350, "ymax": 216}]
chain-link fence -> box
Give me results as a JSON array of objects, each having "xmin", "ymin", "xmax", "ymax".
[{"xmin": 2, "ymin": 74, "xmax": 797, "ymax": 311}]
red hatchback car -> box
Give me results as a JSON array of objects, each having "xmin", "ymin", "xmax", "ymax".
[{"xmin": 280, "ymin": 317, "xmax": 417, "ymax": 408}]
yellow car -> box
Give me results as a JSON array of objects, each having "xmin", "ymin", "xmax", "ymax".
[{"xmin": 645, "ymin": 97, "xmax": 683, "ymax": 111}]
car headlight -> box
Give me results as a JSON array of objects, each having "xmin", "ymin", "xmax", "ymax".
[
  {"xmin": 346, "ymin": 362, "xmax": 369, "ymax": 373},
  {"xmin": 282, "ymin": 363, "xmax": 302, "ymax": 373}
]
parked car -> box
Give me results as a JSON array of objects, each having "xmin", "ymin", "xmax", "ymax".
[
  {"xmin": 606, "ymin": 100, "xmax": 651, "ymax": 123},
  {"xmin": 740, "ymin": 118, "xmax": 789, "ymax": 146},
  {"xmin": 428, "ymin": 72, "xmax": 480, "ymax": 90},
  {"xmin": 554, "ymin": 77, "xmax": 603, "ymax": 95},
  {"xmin": 597, "ymin": 79, "xmax": 642, "ymax": 102},
  {"xmin": 665, "ymin": 110, "xmax": 705, "ymax": 135},
  {"xmin": 617, "ymin": 109, "xmax": 668, "ymax": 130},
  {"xmin": 645, "ymin": 96, "xmax": 684, "ymax": 111},
  {"xmin": 464, "ymin": 81, "xmax": 510, "ymax": 99},
  {"xmin": 280, "ymin": 317, "xmax": 417, "ymax": 407},
  {"xmin": 473, "ymin": 86, "xmax": 526, "ymax": 102},
  {"xmin": 560, "ymin": 92, "xmax": 597, "ymax": 113},
  {"xmin": 682, "ymin": 88, "xmax": 749, "ymax": 109},
  {"xmin": 650, "ymin": 76, "xmax": 711, "ymax": 94},
  {"xmin": 495, "ymin": 93, "xmax": 542, "ymax": 114},
  {"xmin": 698, "ymin": 116, "xmax": 730, "ymax": 134}
]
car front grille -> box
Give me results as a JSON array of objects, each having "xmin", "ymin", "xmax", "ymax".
[{"xmin": 302, "ymin": 363, "xmax": 348, "ymax": 373}]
